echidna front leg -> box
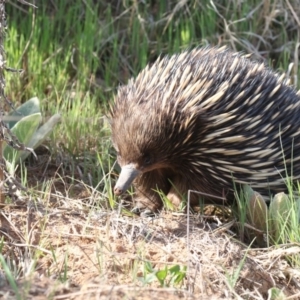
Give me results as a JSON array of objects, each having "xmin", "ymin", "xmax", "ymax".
[
  {"xmin": 166, "ymin": 190, "xmax": 182, "ymax": 208},
  {"xmin": 167, "ymin": 176, "xmax": 203, "ymax": 209},
  {"xmin": 136, "ymin": 174, "xmax": 196, "ymax": 210},
  {"xmin": 166, "ymin": 176, "xmax": 186, "ymax": 208},
  {"xmin": 134, "ymin": 189, "xmax": 163, "ymax": 211},
  {"xmin": 133, "ymin": 169, "xmax": 172, "ymax": 212}
]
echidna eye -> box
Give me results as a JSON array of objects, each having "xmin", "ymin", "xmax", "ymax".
[{"xmin": 143, "ymin": 155, "xmax": 152, "ymax": 165}]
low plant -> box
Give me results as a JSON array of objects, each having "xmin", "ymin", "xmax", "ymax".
[
  {"xmin": 2, "ymin": 97, "xmax": 61, "ymax": 169},
  {"xmin": 139, "ymin": 261, "xmax": 186, "ymax": 288}
]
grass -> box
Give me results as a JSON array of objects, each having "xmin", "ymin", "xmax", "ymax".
[{"xmin": 1, "ymin": 0, "xmax": 300, "ymax": 299}]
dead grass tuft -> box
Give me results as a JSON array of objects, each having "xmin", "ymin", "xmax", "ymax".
[{"xmin": 0, "ymin": 161, "xmax": 299, "ymax": 299}]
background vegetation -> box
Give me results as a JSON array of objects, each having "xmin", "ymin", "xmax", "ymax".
[
  {"xmin": 5, "ymin": 0, "xmax": 300, "ymax": 189},
  {"xmin": 1, "ymin": 0, "xmax": 300, "ymax": 299}
]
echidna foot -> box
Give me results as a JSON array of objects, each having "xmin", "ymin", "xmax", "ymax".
[
  {"xmin": 131, "ymin": 206, "xmax": 156, "ymax": 218},
  {"xmin": 133, "ymin": 194, "xmax": 163, "ymax": 212},
  {"xmin": 167, "ymin": 189, "xmax": 183, "ymax": 208}
]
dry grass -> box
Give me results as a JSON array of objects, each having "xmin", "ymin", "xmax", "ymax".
[{"xmin": 0, "ymin": 156, "xmax": 300, "ymax": 299}]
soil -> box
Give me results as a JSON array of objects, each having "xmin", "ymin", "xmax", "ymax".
[{"xmin": 0, "ymin": 156, "xmax": 300, "ymax": 299}]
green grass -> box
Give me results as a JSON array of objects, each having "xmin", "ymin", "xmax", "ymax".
[
  {"xmin": 1, "ymin": 0, "xmax": 300, "ymax": 298},
  {"xmin": 4, "ymin": 0, "xmax": 300, "ymax": 233},
  {"xmin": 0, "ymin": 238, "xmax": 21, "ymax": 300}
]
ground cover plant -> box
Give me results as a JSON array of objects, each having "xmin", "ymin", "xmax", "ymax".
[{"xmin": 0, "ymin": 0, "xmax": 300, "ymax": 299}]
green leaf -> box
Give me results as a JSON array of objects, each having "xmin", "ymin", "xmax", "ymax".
[
  {"xmin": 19, "ymin": 113, "xmax": 61, "ymax": 161},
  {"xmin": 172, "ymin": 271, "xmax": 186, "ymax": 285},
  {"xmin": 142, "ymin": 273, "xmax": 157, "ymax": 284},
  {"xmin": 144, "ymin": 261, "xmax": 154, "ymax": 273},
  {"xmin": 168, "ymin": 265, "xmax": 180, "ymax": 274},
  {"xmin": 268, "ymin": 287, "xmax": 286, "ymax": 300},
  {"xmin": 6, "ymin": 97, "xmax": 40, "ymax": 129},
  {"xmin": 3, "ymin": 113, "xmax": 42, "ymax": 163},
  {"xmin": 0, "ymin": 253, "xmax": 21, "ymax": 300},
  {"xmin": 169, "ymin": 265, "xmax": 186, "ymax": 286},
  {"xmin": 269, "ymin": 193, "xmax": 291, "ymax": 242},
  {"xmin": 156, "ymin": 267, "xmax": 168, "ymax": 286}
]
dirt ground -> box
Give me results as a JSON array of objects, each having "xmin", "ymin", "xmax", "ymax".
[
  {"xmin": 1, "ymin": 204, "xmax": 300, "ymax": 299},
  {"xmin": 0, "ymin": 158, "xmax": 300, "ymax": 299}
]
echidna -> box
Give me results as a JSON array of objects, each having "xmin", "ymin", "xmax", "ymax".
[{"xmin": 109, "ymin": 46, "xmax": 300, "ymax": 211}]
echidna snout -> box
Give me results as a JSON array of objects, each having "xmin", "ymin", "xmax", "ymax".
[{"xmin": 114, "ymin": 164, "xmax": 141, "ymax": 195}]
